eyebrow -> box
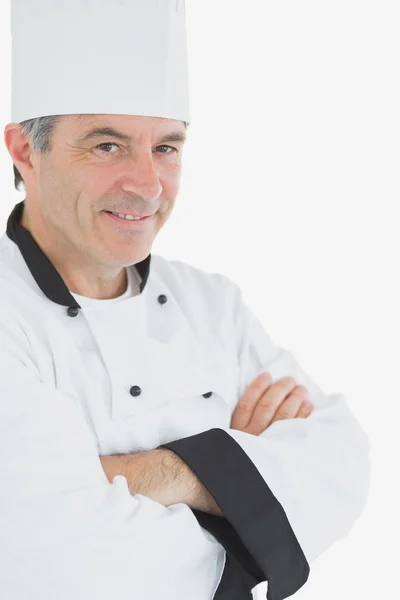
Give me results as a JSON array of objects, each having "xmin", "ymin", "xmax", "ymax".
[{"xmin": 76, "ymin": 127, "xmax": 187, "ymax": 145}]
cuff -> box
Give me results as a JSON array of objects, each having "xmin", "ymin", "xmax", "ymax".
[{"xmin": 158, "ymin": 427, "xmax": 310, "ymax": 600}]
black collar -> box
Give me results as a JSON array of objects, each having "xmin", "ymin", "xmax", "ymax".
[{"xmin": 6, "ymin": 200, "xmax": 152, "ymax": 308}]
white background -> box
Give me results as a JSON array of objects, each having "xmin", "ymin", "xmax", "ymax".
[{"xmin": 0, "ymin": 1, "xmax": 398, "ymax": 598}]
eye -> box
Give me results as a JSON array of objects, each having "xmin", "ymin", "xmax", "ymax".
[
  {"xmin": 96, "ymin": 142, "xmax": 120, "ymax": 153},
  {"xmin": 156, "ymin": 145, "xmax": 177, "ymax": 154}
]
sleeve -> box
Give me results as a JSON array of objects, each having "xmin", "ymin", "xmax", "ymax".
[
  {"xmin": 159, "ymin": 279, "xmax": 371, "ymax": 600},
  {"xmin": 0, "ymin": 312, "xmax": 224, "ymax": 600}
]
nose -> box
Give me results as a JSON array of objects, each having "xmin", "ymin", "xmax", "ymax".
[{"xmin": 120, "ymin": 150, "xmax": 163, "ymax": 200}]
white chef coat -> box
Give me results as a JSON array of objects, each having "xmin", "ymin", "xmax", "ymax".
[{"xmin": 0, "ymin": 200, "xmax": 371, "ymax": 600}]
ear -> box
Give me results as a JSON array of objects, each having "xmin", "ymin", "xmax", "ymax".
[{"xmin": 4, "ymin": 123, "xmax": 37, "ymax": 187}]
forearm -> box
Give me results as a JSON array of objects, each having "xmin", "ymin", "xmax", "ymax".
[{"xmin": 100, "ymin": 449, "xmax": 223, "ymax": 516}]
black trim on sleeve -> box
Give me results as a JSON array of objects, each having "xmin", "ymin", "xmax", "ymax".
[
  {"xmin": 158, "ymin": 428, "xmax": 310, "ymax": 600},
  {"xmin": 192, "ymin": 510, "xmax": 261, "ymax": 599}
]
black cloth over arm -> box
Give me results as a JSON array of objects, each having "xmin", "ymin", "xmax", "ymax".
[{"xmin": 158, "ymin": 428, "xmax": 310, "ymax": 600}]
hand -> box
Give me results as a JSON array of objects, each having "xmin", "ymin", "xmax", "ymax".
[{"xmin": 230, "ymin": 372, "xmax": 314, "ymax": 435}]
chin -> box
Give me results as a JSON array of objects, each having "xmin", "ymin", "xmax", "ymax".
[{"xmin": 109, "ymin": 249, "xmax": 150, "ymax": 267}]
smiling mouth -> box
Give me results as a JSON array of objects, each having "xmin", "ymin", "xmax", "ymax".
[
  {"xmin": 104, "ymin": 211, "xmax": 152, "ymax": 220},
  {"xmin": 102, "ymin": 211, "xmax": 153, "ymax": 227}
]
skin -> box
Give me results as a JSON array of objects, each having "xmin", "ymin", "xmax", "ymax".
[
  {"xmin": 4, "ymin": 114, "xmax": 187, "ymax": 299},
  {"xmin": 230, "ymin": 373, "xmax": 314, "ymax": 431}
]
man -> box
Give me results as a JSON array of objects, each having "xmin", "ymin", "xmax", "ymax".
[{"xmin": 0, "ymin": 1, "xmax": 370, "ymax": 599}]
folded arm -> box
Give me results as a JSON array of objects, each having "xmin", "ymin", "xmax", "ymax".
[
  {"xmin": 100, "ymin": 448, "xmax": 223, "ymax": 516},
  {"xmin": 153, "ymin": 275, "xmax": 371, "ymax": 598}
]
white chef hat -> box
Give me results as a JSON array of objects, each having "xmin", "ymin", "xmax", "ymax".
[{"xmin": 11, "ymin": 0, "xmax": 190, "ymax": 124}]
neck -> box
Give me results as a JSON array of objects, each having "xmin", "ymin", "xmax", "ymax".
[{"xmin": 67, "ymin": 268, "xmax": 129, "ymax": 299}]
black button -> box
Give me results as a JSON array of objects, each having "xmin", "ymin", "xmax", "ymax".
[
  {"xmin": 67, "ymin": 307, "xmax": 79, "ymax": 317},
  {"xmin": 129, "ymin": 385, "xmax": 142, "ymax": 397},
  {"xmin": 202, "ymin": 391, "xmax": 212, "ymax": 398},
  {"xmin": 158, "ymin": 294, "xmax": 167, "ymax": 305}
]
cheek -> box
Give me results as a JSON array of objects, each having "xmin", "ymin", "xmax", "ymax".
[
  {"xmin": 159, "ymin": 191, "xmax": 177, "ymax": 219},
  {"xmin": 160, "ymin": 171, "xmax": 181, "ymax": 206},
  {"xmin": 75, "ymin": 169, "xmax": 115, "ymax": 203},
  {"xmin": 159, "ymin": 201, "xmax": 174, "ymax": 219}
]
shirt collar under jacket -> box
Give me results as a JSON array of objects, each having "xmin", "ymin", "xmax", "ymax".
[{"xmin": 5, "ymin": 200, "xmax": 152, "ymax": 309}]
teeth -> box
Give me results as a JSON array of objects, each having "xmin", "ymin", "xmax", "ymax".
[{"xmin": 111, "ymin": 212, "xmax": 142, "ymax": 220}]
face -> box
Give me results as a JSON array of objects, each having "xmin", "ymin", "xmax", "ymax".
[{"xmin": 16, "ymin": 114, "xmax": 186, "ymax": 270}]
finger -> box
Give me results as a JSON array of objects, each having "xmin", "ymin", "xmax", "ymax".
[
  {"xmin": 295, "ymin": 399, "xmax": 314, "ymax": 419},
  {"xmin": 269, "ymin": 386, "xmax": 309, "ymax": 425},
  {"xmin": 230, "ymin": 372, "xmax": 273, "ymax": 430},
  {"xmin": 244, "ymin": 376, "xmax": 298, "ymax": 434}
]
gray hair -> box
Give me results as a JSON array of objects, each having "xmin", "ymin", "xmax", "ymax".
[
  {"xmin": 13, "ymin": 116, "xmax": 188, "ymax": 191},
  {"xmin": 13, "ymin": 115, "xmax": 61, "ymax": 191}
]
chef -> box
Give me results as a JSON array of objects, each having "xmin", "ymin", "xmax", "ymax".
[{"xmin": 0, "ymin": 1, "xmax": 371, "ymax": 599}]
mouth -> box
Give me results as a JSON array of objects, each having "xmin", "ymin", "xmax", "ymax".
[{"xmin": 102, "ymin": 211, "xmax": 154, "ymax": 228}]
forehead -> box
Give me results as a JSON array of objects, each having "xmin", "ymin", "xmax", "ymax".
[{"xmin": 68, "ymin": 114, "xmax": 185, "ymax": 135}]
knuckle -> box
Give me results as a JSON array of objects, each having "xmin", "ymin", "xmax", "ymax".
[
  {"xmin": 234, "ymin": 401, "xmax": 252, "ymax": 415},
  {"xmin": 259, "ymin": 372, "xmax": 272, "ymax": 381},
  {"xmin": 298, "ymin": 400, "xmax": 313, "ymax": 417},
  {"xmin": 295, "ymin": 409, "xmax": 307, "ymax": 419},
  {"xmin": 256, "ymin": 372, "xmax": 272, "ymax": 388},
  {"xmin": 293, "ymin": 384, "xmax": 309, "ymax": 396},
  {"xmin": 278, "ymin": 375, "xmax": 297, "ymax": 388},
  {"xmin": 275, "ymin": 408, "xmax": 291, "ymax": 420},
  {"xmin": 258, "ymin": 395, "xmax": 274, "ymax": 409}
]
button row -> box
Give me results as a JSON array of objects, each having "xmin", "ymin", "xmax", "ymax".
[
  {"xmin": 66, "ymin": 294, "xmax": 212, "ymax": 399},
  {"xmin": 128, "ymin": 386, "xmax": 213, "ymax": 399},
  {"xmin": 67, "ymin": 294, "xmax": 168, "ymax": 317}
]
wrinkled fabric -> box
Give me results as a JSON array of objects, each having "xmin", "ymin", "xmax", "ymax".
[{"xmin": 0, "ymin": 230, "xmax": 371, "ymax": 599}]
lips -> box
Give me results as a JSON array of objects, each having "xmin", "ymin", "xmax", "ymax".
[
  {"xmin": 104, "ymin": 211, "xmax": 154, "ymax": 218},
  {"xmin": 103, "ymin": 211, "xmax": 153, "ymax": 226}
]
